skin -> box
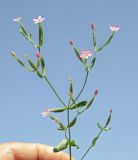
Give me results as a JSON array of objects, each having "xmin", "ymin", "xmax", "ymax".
[{"xmin": 0, "ymin": 142, "xmax": 70, "ymax": 160}]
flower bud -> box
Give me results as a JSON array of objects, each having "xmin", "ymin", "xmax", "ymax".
[
  {"xmin": 36, "ymin": 51, "xmax": 41, "ymax": 58},
  {"xmin": 24, "ymin": 54, "xmax": 29, "ymax": 59},
  {"xmin": 11, "ymin": 51, "xmax": 17, "ymax": 57},
  {"xmin": 94, "ymin": 89, "xmax": 99, "ymax": 96},
  {"xmin": 109, "ymin": 108, "xmax": 112, "ymax": 113},
  {"xmin": 69, "ymin": 39, "xmax": 74, "ymax": 46},
  {"xmin": 54, "ymin": 118, "xmax": 60, "ymax": 123},
  {"xmin": 91, "ymin": 22, "xmax": 95, "ymax": 31},
  {"xmin": 69, "ymin": 77, "xmax": 73, "ymax": 96}
]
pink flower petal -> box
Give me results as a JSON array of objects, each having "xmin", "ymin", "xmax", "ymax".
[
  {"xmin": 41, "ymin": 108, "xmax": 50, "ymax": 117},
  {"xmin": 80, "ymin": 49, "xmax": 92, "ymax": 59},
  {"xmin": 13, "ymin": 16, "xmax": 22, "ymax": 22},
  {"xmin": 33, "ymin": 16, "xmax": 45, "ymax": 24},
  {"xmin": 110, "ymin": 25, "xmax": 120, "ymax": 32}
]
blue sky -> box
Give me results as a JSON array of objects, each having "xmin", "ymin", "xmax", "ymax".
[{"xmin": 0, "ymin": 0, "xmax": 138, "ymax": 159}]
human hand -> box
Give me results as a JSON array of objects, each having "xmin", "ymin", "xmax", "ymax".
[{"xmin": 0, "ymin": 142, "xmax": 70, "ymax": 160}]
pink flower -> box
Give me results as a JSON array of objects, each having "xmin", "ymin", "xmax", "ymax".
[
  {"xmin": 94, "ymin": 89, "xmax": 99, "ymax": 96},
  {"xmin": 33, "ymin": 16, "xmax": 45, "ymax": 24},
  {"xmin": 41, "ymin": 108, "xmax": 50, "ymax": 117},
  {"xmin": 110, "ymin": 25, "xmax": 120, "ymax": 32},
  {"xmin": 69, "ymin": 39, "xmax": 75, "ymax": 46},
  {"xmin": 91, "ymin": 22, "xmax": 95, "ymax": 31},
  {"xmin": 36, "ymin": 51, "xmax": 41, "ymax": 58},
  {"xmin": 80, "ymin": 49, "xmax": 92, "ymax": 59},
  {"xmin": 13, "ymin": 16, "xmax": 22, "ymax": 22}
]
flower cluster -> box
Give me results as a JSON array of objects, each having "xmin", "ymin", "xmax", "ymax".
[{"xmin": 12, "ymin": 16, "xmax": 119, "ymax": 160}]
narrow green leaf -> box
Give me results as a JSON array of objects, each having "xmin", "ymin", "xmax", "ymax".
[
  {"xmin": 39, "ymin": 23, "xmax": 44, "ymax": 47},
  {"xmin": 50, "ymin": 107, "xmax": 66, "ymax": 113},
  {"xmin": 19, "ymin": 23, "xmax": 28, "ymax": 37},
  {"xmin": 67, "ymin": 117, "xmax": 77, "ymax": 128},
  {"xmin": 73, "ymin": 47, "xmax": 83, "ymax": 62},
  {"xmin": 16, "ymin": 58, "xmax": 25, "ymax": 67},
  {"xmin": 90, "ymin": 57, "xmax": 96, "ymax": 69},
  {"xmin": 97, "ymin": 122, "xmax": 103, "ymax": 130},
  {"xmin": 40, "ymin": 57, "xmax": 46, "ymax": 75},
  {"xmin": 104, "ymin": 127, "xmax": 112, "ymax": 131},
  {"xmin": 53, "ymin": 139, "xmax": 68, "ymax": 152},
  {"xmin": 105, "ymin": 112, "xmax": 112, "ymax": 127},
  {"xmin": 19, "ymin": 29, "xmax": 26, "ymax": 37},
  {"xmin": 92, "ymin": 136, "xmax": 99, "ymax": 146},
  {"xmin": 28, "ymin": 59, "xmax": 37, "ymax": 71},
  {"xmin": 69, "ymin": 101, "xmax": 87, "ymax": 110},
  {"xmin": 57, "ymin": 126, "xmax": 66, "ymax": 131},
  {"xmin": 37, "ymin": 71, "xmax": 43, "ymax": 78},
  {"xmin": 85, "ymin": 96, "xmax": 95, "ymax": 110},
  {"xmin": 69, "ymin": 140, "xmax": 79, "ymax": 149},
  {"xmin": 57, "ymin": 121, "xmax": 66, "ymax": 131}
]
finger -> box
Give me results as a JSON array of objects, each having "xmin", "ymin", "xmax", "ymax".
[{"xmin": 0, "ymin": 142, "xmax": 70, "ymax": 160}]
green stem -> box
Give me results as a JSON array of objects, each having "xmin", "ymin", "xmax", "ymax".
[
  {"xmin": 19, "ymin": 22, "xmax": 38, "ymax": 48},
  {"xmin": 75, "ymin": 70, "xmax": 89, "ymax": 102},
  {"xmin": 43, "ymin": 76, "xmax": 66, "ymax": 107},
  {"xmin": 80, "ymin": 129, "xmax": 103, "ymax": 160},
  {"xmin": 67, "ymin": 98, "xmax": 72, "ymax": 160},
  {"xmin": 28, "ymin": 37, "xmax": 38, "ymax": 48}
]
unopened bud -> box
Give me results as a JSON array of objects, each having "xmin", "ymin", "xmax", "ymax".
[
  {"xmin": 24, "ymin": 54, "xmax": 29, "ymax": 59},
  {"xmin": 54, "ymin": 118, "xmax": 60, "ymax": 123},
  {"xmin": 11, "ymin": 51, "xmax": 17, "ymax": 57},
  {"xmin": 36, "ymin": 51, "xmax": 41, "ymax": 58},
  {"xmin": 69, "ymin": 39, "xmax": 75, "ymax": 46},
  {"xmin": 91, "ymin": 22, "xmax": 95, "ymax": 31},
  {"xmin": 109, "ymin": 108, "xmax": 112, "ymax": 113},
  {"xmin": 94, "ymin": 89, "xmax": 99, "ymax": 96},
  {"xmin": 69, "ymin": 77, "xmax": 73, "ymax": 96}
]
